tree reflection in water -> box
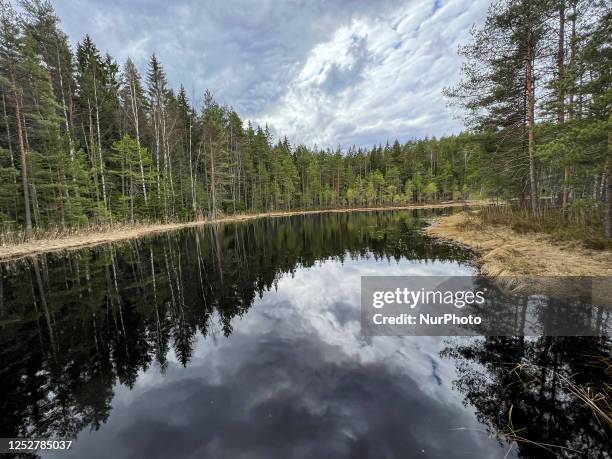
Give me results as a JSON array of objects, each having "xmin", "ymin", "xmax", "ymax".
[
  {"xmin": 0, "ymin": 210, "xmax": 609, "ymax": 458},
  {"xmin": 0, "ymin": 211, "xmax": 469, "ymax": 440},
  {"xmin": 442, "ymin": 336, "xmax": 611, "ymax": 457},
  {"xmin": 441, "ymin": 276, "xmax": 611, "ymax": 457}
]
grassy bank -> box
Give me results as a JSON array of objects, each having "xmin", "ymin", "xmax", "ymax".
[
  {"xmin": 0, "ymin": 201, "xmax": 484, "ymax": 262},
  {"xmin": 426, "ymin": 210, "xmax": 612, "ymax": 296},
  {"xmin": 478, "ymin": 205, "xmax": 612, "ymax": 250}
]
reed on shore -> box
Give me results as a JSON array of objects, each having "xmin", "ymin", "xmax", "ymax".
[{"xmin": 0, "ymin": 201, "xmax": 484, "ymax": 262}]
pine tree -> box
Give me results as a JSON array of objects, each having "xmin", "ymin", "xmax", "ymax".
[
  {"xmin": 201, "ymin": 90, "xmax": 230, "ymax": 218},
  {"xmin": 146, "ymin": 54, "xmax": 171, "ymax": 218},
  {"xmin": 110, "ymin": 134, "xmax": 154, "ymax": 223},
  {"xmin": 121, "ymin": 58, "xmax": 149, "ymax": 205},
  {"xmin": 0, "ymin": 0, "xmax": 32, "ymax": 232}
]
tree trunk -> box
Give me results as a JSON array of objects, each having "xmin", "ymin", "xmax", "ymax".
[
  {"xmin": 92, "ymin": 74, "xmax": 108, "ymax": 212},
  {"xmin": 526, "ymin": 29, "xmax": 539, "ymax": 218},
  {"xmin": 564, "ymin": 1, "xmax": 578, "ymax": 210},
  {"xmin": 12, "ymin": 78, "xmax": 32, "ymax": 234},
  {"xmin": 2, "ymin": 91, "xmax": 14, "ymax": 171},
  {"xmin": 152, "ymin": 105, "xmax": 162, "ymax": 204},
  {"xmin": 604, "ymin": 119, "xmax": 611, "ymax": 239},
  {"xmin": 558, "ymin": 1, "xmax": 570, "ymax": 210},
  {"xmin": 209, "ymin": 135, "xmax": 217, "ymax": 219},
  {"xmin": 161, "ymin": 104, "xmax": 174, "ymax": 218},
  {"xmin": 56, "ymin": 47, "xmax": 76, "ymax": 163},
  {"xmin": 130, "ymin": 175, "xmax": 135, "ymax": 224},
  {"xmin": 557, "ymin": 1, "xmax": 565, "ymax": 126},
  {"xmin": 129, "ymin": 78, "xmax": 148, "ymax": 204},
  {"xmin": 188, "ymin": 118, "xmax": 197, "ymax": 211}
]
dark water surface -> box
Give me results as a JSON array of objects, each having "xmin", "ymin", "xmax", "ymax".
[{"xmin": 0, "ymin": 210, "xmax": 609, "ymax": 458}]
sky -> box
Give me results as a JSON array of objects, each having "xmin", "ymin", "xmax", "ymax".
[{"xmin": 52, "ymin": 0, "xmax": 491, "ymax": 149}]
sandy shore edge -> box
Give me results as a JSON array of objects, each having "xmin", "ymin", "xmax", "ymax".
[{"xmin": 0, "ymin": 201, "xmax": 484, "ymax": 262}]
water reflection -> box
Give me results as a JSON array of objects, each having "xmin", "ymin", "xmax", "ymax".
[
  {"xmin": 463, "ymin": 277, "xmax": 609, "ymax": 336},
  {"xmin": 0, "ymin": 210, "xmax": 609, "ymax": 458},
  {"xmin": 442, "ymin": 336, "xmax": 611, "ymax": 458}
]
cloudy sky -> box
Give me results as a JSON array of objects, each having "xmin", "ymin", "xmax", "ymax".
[{"xmin": 53, "ymin": 0, "xmax": 490, "ymax": 149}]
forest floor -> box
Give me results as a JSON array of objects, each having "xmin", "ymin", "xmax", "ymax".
[
  {"xmin": 0, "ymin": 201, "xmax": 486, "ymax": 262},
  {"xmin": 426, "ymin": 211, "xmax": 612, "ymax": 299}
]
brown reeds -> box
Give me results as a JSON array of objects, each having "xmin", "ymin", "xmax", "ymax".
[
  {"xmin": 426, "ymin": 210, "xmax": 612, "ymax": 286},
  {"xmin": 0, "ymin": 201, "xmax": 489, "ymax": 262}
]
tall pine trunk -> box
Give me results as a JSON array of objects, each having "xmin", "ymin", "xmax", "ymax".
[
  {"xmin": 209, "ymin": 135, "xmax": 217, "ymax": 219},
  {"xmin": 557, "ymin": 1, "xmax": 570, "ymax": 210},
  {"xmin": 188, "ymin": 118, "xmax": 197, "ymax": 212},
  {"xmin": 12, "ymin": 78, "xmax": 32, "ymax": 234},
  {"xmin": 2, "ymin": 91, "xmax": 15, "ymax": 172},
  {"xmin": 605, "ymin": 116, "xmax": 611, "ymax": 238},
  {"xmin": 92, "ymin": 74, "xmax": 108, "ymax": 212},
  {"xmin": 526, "ymin": 28, "xmax": 539, "ymax": 218},
  {"xmin": 129, "ymin": 78, "xmax": 148, "ymax": 204},
  {"xmin": 565, "ymin": 0, "xmax": 578, "ymax": 209}
]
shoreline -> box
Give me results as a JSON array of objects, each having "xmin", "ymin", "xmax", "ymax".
[
  {"xmin": 426, "ymin": 212, "xmax": 612, "ymax": 297},
  {"xmin": 0, "ymin": 201, "xmax": 484, "ymax": 262}
]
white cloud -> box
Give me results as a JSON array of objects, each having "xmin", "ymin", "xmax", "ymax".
[
  {"xmin": 258, "ymin": 0, "xmax": 490, "ymax": 147},
  {"xmin": 51, "ymin": 0, "xmax": 490, "ymax": 148}
]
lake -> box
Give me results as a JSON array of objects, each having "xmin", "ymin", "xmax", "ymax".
[{"xmin": 0, "ymin": 209, "xmax": 609, "ymax": 458}]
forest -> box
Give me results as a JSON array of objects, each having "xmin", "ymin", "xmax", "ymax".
[{"xmin": 0, "ymin": 0, "xmax": 610, "ymax": 237}]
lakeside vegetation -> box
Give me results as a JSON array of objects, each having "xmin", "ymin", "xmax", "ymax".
[
  {"xmin": 427, "ymin": 211, "xmax": 612, "ymax": 282},
  {"xmin": 0, "ymin": 0, "xmax": 609, "ymax": 242},
  {"xmin": 479, "ymin": 204, "xmax": 612, "ymax": 248},
  {"xmin": 0, "ymin": 201, "xmax": 482, "ymax": 260}
]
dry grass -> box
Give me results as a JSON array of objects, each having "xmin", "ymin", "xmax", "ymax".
[
  {"xmin": 0, "ymin": 201, "xmax": 488, "ymax": 262},
  {"xmin": 502, "ymin": 359, "xmax": 612, "ymax": 455},
  {"xmin": 479, "ymin": 205, "xmax": 612, "ymax": 250},
  {"xmin": 426, "ymin": 211, "xmax": 612, "ymax": 296}
]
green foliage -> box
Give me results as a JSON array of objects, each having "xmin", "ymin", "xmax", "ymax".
[
  {"xmin": 0, "ymin": 0, "xmax": 608, "ymax": 240},
  {"xmin": 446, "ymin": 0, "xmax": 610, "ymax": 235},
  {"xmin": 423, "ymin": 182, "xmax": 438, "ymax": 201}
]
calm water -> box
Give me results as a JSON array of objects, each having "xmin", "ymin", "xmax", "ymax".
[{"xmin": 0, "ymin": 210, "xmax": 609, "ymax": 458}]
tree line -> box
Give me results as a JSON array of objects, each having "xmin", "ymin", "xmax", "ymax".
[{"xmin": 0, "ymin": 0, "xmax": 610, "ymax": 236}]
